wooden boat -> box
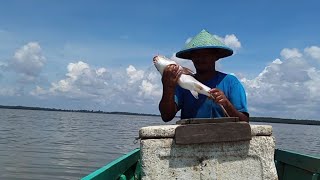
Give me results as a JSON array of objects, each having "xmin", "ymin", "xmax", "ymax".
[{"xmin": 81, "ymin": 148, "xmax": 320, "ymax": 180}]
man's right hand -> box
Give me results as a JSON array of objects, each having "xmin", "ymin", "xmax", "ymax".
[
  {"xmin": 159, "ymin": 64, "xmax": 182, "ymax": 122},
  {"xmin": 161, "ymin": 64, "xmax": 182, "ymax": 89}
]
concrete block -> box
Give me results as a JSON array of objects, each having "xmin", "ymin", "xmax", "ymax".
[
  {"xmin": 140, "ymin": 124, "xmax": 278, "ymax": 180},
  {"xmin": 139, "ymin": 125, "xmax": 178, "ymax": 139},
  {"xmin": 251, "ymin": 125, "xmax": 272, "ymax": 136}
]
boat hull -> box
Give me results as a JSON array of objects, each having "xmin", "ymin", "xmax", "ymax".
[{"xmin": 82, "ymin": 149, "xmax": 320, "ymax": 180}]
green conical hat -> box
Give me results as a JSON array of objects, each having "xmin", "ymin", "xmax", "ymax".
[{"xmin": 176, "ymin": 29, "xmax": 233, "ymax": 60}]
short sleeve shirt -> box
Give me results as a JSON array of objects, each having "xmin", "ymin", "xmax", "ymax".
[{"xmin": 174, "ymin": 71, "xmax": 248, "ymax": 119}]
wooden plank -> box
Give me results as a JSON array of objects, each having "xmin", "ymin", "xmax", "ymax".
[
  {"xmin": 81, "ymin": 148, "xmax": 140, "ymax": 180},
  {"xmin": 175, "ymin": 122, "xmax": 251, "ymax": 145},
  {"xmin": 176, "ymin": 117, "xmax": 239, "ymax": 125}
]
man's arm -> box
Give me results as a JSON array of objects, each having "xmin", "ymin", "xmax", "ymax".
[
  {"xmin": 159, "ymin": 87, "xmax": 178, "ymax": 122},
  {"xmin": 159, "ymin": 64, "xmax": 182, "ymax": 122}
]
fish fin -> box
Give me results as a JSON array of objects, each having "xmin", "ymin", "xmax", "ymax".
[
  {"xmin": 181, "ymin": 66, "xmax": 195, "ymax": 75},
  {"xmin": 190, "ymin": 90, "xmax": 199, "ymax": 99}
]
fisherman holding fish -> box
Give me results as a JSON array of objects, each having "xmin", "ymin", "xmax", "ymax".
[{"xmin": 154, "ymin": 30, "xmax": 249, "ymax": 122}]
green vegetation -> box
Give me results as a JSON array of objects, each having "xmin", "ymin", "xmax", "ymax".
[{"xmin": 0, "ymin": 105, "xmax": 319, "ymax": 125}]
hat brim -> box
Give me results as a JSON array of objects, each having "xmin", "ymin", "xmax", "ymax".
[{"xmin": 176, "ymin": 46, "xmax": 233, "ymax": 60}]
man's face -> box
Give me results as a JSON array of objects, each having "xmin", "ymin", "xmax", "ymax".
[{"xmin": 190, "ymin": 50, "xmax": 218, "ymax": 73}]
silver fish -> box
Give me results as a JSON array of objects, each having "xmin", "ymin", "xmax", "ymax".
[
  {"xmin": 153, "ymin": 55, "xmax": 211, "ymax": 99},
  {"xmin": 153, "ymin": 55, "xmax": 229, "ymax": 117}
]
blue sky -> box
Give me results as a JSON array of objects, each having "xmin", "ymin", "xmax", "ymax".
[{"xmin": 0, "ymin": 1, "xmax": 319, "ymax": 120}]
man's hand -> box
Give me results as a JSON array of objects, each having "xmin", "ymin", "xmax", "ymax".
[
  {"xmin": 209, "ymin": 88, "xmax": 249, "ymax": 122},
  {"xmin": 159, "ymin": 64, "xmax": 182, "ymax": 122},
  {"xmin": 209, "ymin": 88, "xmax": 231, "ymax": 107},
  {"xmin": 162, "ymin": 64, "xmax": 182, "ymax": 89}
]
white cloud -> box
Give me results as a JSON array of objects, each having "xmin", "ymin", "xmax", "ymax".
[
  {"xmin": 50, "ymin": 61, "xmax": 111, "ymax": 98},
  {"xmin": 126, "ymin": 65, "xmax": 144, "ymax": 84},
  {"xmin": 223, "ymin": 34, "xmax": 242, "ymax": 49},
  {"xmin": 241, "ymin": 47, "xmax": 320, "ymax": 120},
  {"xmin": 304, "ymin": 46, "xmax": 320, "ymax": 61},
  {"xmin": 214, "ymin": 34, "xmax": 242, "ymax": 50},
  {"xmin": 32, "ymin": 61, "xmax": 112, "ymax": 100},
  {"xmin": 121, "ymin": 66, "xmax": 162, "ymax": 105},
  {"xmin": 139, "ymin": 79, "xmax": 162, "ymax": 98},
  {"xmin": 9, "ymin": 42, "xmax": 46, "ymax": 82},
  {"xmin": 32, "ymin": 61, "xmax": 163, "ymax": 109},
  {"xmin": 280, "ymin": 48, "xmax": 302, "ymax": 59}
]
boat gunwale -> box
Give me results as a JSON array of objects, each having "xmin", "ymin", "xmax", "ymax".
[{"xmin": 81, "ymin": 148, "xmax": 140, "ymax": 180}]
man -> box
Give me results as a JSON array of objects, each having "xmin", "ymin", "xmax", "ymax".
[{"xmin": 159, "ymin": 30, "xmax": 249, "ymax": 122}]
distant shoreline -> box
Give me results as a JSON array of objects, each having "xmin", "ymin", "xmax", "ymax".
[
  {"xmin": 249, "ymin": 117, "xmax": 320, "ymax": 126},
  {"xmin": 0, "ymin": 105, "xmax": 160, "ymax": 117},
  {"xmin": 0, "ymin": 105, "xmax": 319, "ymax": 125}
]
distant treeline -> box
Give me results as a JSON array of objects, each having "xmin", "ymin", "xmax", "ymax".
[
  {"xmin": 249, "ymin": 117, "xmax": 320, "ymax": 125},
  {"xmin": 0, "ymin": 105, "xmax": 319, "ymax": 125},
  {"xmin": 0, "ymin": 105, "xmax": 159, "ymax": 117}
]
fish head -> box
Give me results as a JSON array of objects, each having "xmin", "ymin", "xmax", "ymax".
[{"xmin": 153, "ymin": 55, "xmax": 177, "ymax": 75}]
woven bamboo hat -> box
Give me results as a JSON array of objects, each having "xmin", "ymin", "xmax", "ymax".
[{"xmin": 176, "ymin": 29, "xmax": 233, "ymax": 60}]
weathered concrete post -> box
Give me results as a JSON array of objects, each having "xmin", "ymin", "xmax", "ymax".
[{"xmin": 139, "ymin": 121, "xmax": 278, "ymax": 180}]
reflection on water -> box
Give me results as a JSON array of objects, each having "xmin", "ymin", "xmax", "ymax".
[{"xmin": 0, "ymin": 109, "xmax": 319, "ymax": 179}]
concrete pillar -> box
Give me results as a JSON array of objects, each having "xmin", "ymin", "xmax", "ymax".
[{"xmin": 139, "ymin": 124, "xmax": 278, "ymax": 180}]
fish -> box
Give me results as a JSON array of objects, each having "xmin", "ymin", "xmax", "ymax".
[
  {"xmin": 153, "ymin": 55, "xmax": 211, "ymax": 99},
  {"xmin": 152, "ymin": 55, "xmax": 229, "ymax": 117}
]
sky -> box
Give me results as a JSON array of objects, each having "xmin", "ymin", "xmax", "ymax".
[{"xmin": 0, "ymin": 0, "xmax": 319, "ymax": 120}]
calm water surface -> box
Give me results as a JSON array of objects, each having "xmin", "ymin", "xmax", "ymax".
[{"xmin": 0, "ymin": 109, "xmax": 319, "ymax": 179}]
